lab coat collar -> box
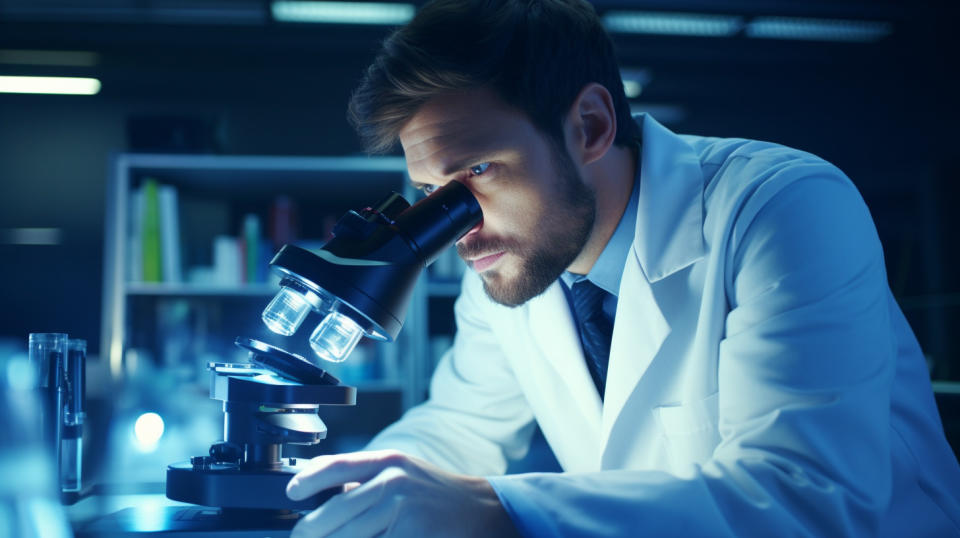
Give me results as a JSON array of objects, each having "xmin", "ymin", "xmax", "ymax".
[
  {"xmin": 633, "ymin": 113, "xmax": 705, "ymax": 283},
  {"xmin": 600, "ymin": 114, "xmax": 706, "ymax": 452},
  {"xmin": 527, "ymin": 114, "xmax": 706, "ymax": 466}
]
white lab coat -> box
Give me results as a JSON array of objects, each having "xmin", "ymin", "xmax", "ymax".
[{"xmin": 367, "ymin": 114, "xmax": 960, "ymax": 536}]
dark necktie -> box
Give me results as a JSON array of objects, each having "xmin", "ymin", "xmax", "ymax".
[{"xmin": 570, "ymin": 280, "xmax": 614, "ymax": 398}]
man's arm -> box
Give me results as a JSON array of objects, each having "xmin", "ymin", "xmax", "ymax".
[
  {"xmin": 286, "ymin": 171, "xmax": 901, "ymax": 537},
  {"xmin": 488, "ymin": 173, "xmax": 896, "ymax": 536},
  {"xmin": 362, "ymin": 269, "xmax": 537, "ymax": 476},
  {"xmin": 285, "ymin": 269, "xmax": 536, "ymax": 537}
]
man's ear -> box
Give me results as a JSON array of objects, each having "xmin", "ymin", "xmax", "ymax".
[{"xmin": 563, "ymin": 82, "xmax": 618, "ymax": 166}]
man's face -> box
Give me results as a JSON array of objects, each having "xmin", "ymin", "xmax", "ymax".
[{"xmin": 399, "ymin": 88, "xmax": 596, "ymax": 306}]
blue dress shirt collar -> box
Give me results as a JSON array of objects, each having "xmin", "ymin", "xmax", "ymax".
[{"xmin": 560, "ymin": 149, "xmax": 642, "ymax": 299}]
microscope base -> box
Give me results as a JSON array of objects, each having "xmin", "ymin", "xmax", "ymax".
[
  {"xmin": 76, "ymin": 505, "xmax": 299, "ymax": 537},
  {"xmin": 166, "ymin": 461, "xmax": 340, "ymax": 511}
]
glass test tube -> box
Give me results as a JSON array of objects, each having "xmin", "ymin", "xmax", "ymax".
[
  {"xmin": 2, "ymin": 341, "xmax": 72, "ymax": 538},
  {"xmin": 62, "ymin": 339, "xmax": 86, "ymax": 493},
  {"xmin": 27, "ymin": 333, "xmax": 67, "ymax": 489}
]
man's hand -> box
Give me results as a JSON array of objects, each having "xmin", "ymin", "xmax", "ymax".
[{"xmin": 286, "ymin": 449, "xmax": 519, "ymax": 538}]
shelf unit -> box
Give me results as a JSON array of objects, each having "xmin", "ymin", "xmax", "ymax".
[
  {"xmin": 101, "ymin": 153, "xmax": 451, "ymax": 411},
  {"xmin": 125, "ymin": 283, "xmax": 278, "ymax": 297}
]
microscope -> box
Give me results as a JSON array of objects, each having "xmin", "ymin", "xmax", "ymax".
[{"xmin": 157, "ymin": 180, "xmax": 482, "ymax": 531}]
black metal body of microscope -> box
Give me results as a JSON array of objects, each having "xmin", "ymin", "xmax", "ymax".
[
  {"xmin": 77, "ymin": 181, "xmax": 481, "ymax": 536},
  {"xmin": 87, "ymin": 180, "xmax": 483, "ymax": 536},
  {"xmin": 162, "ymin": 180, "xmax": 480, "ymax": 522},
  {"xmin": 166, "ymin": 338, "xmax": 354, "ymax": 521}
]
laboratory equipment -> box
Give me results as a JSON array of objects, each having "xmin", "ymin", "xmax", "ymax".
[
  {"xmin": 262, "ymin": 180, "xmax": 482, "ymax": 364},
  {"xmin": 28, "ymin": 333, "xmax": 67, "ymax": 489},
  {"xmin": 169, "ymin": 180, "xmax": 479, "ymax": 515},
  {"xmin": 165, "ymin": 338, "xmax": 353, "ymax": 511},
  {"xmin": 78, "ymin": 338, "xmax": 352, "ymax": 536},
  {"xmin": 1, "ymin": 350, "xmax": 72, "ymax": 538},
  {"xmin": 80, "ymin": 182, "xmax": 482, "ymax": 534},
  {"xmin": 62, "ymin": 338, "xmax": 86, "ymax": 496}
]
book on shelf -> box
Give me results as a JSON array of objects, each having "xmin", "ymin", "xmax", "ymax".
[
  {"xmin": 213, "ymin": 235, "xmax": 241, "ymax": 286},
  {"xmin": 127, "ymin": 188, "xmax": 143, "ymax": 282},
  {"xmin": 213, "ymin": 216, "xmax": 273, "ymax": 287},
  {"xmin": 129, "ymin": 178, "xmax": 183, "ymax": 284},
  {"xmin": 141, "ymin": 179, "xmax": 162, "ymax": 282},
  {"xmin": 242, "ymin": 213, "xmax": 260, "ymax": 284},
  {"xmin": 158, "ymin": 184, "xmax": 182, "ymax": 283},
  {"xmin": 127, "ymin": 184, "xmax": 281, "ymax": 289}
]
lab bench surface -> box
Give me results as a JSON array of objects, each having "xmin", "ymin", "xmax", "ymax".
[{"xmin": 68, "ymin": 485, "xmax": 300, "ymax": 537}]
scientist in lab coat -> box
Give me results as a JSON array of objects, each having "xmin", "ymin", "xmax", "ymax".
[{"xmin": 285, "ymin": 0, "xmax": 960, "ymax": 536}]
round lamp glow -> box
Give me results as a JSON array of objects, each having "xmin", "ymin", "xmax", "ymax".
[{"xmin": 134, "ymin": 412, "xmax": 165, "ymax": 451}]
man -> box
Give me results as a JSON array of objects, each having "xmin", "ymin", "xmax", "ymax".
[{"xmin": 285, "ymin": 0, "xmax": 960, "ymax": 536}]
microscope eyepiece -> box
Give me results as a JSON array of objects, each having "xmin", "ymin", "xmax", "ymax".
[{"xmin": 393, "ymin": 180, "xmax": 482, "ymax": 266}]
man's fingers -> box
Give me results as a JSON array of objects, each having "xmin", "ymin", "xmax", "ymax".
[
  {"xmin": 290, "ymin": 467, "xmax": 398, "ymax": 538},
  {"xmin": 325, "ymin": 490, "xmax": 402, "ymax": 538},
  {"xmin": 286, "ymin": 454, "xmax": 334, "ymax": 501},
  {"xmin": 287, "ymin": 450, "xmax": 407, "ymax": 501}
]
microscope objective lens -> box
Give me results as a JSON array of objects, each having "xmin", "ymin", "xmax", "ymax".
[
  {"xmin": 309, "ymin": 312, "xmax": 364, "ymax": 363},
  {"xmin": 262, "ymin": 286, "xmax": 312, "ymax": 336}
]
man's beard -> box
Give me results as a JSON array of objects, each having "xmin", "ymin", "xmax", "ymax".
[{"xmin": 456, "ymin": 143, "xmax": 595, "ymax": 307}]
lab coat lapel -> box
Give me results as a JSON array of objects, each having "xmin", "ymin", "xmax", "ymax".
[
  {"xmin": 527, "ymin": 282, "xmax": 603, "ymax": 428},
  {"xmin": 632, "ymin": 114, "xmax": 705, "ymax": 283},
  {"xmin": 601, "ymin": 255, "xmax": 670, "ymax": 445},
  {"xmin": 601, "ymin": 113, "xmax": 705, "ymax": 450}
]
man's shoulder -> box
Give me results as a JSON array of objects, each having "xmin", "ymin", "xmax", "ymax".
[
  {"xmin": 679, "ymin": 132, "xmax": 832, "ymax": 176},
  {"xmin": 674, "ymin": 132, "xmax": 862, "ymax": 276},
  {"xmin": 635, "ymin": 114, "xmax": 831, "ymax": 176},
  {"xmin": 677, "ymin": 132, "xmax": 850, "ymax": 215}
]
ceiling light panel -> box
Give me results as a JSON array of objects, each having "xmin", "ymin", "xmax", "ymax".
[
  {"xmin": 271, "ymin": 1, "xmax": 414, "ymax": 25},
  {"xmin": 0, "ymin": 76, "xmax": 101, "ymax": 95},
  {"xmin": 745, "ymin": 17, "xmax": 892, "ymax": 43},
  {"xmin": 603, "ymin": 11, "xmax": 744, "ymax": 37}
]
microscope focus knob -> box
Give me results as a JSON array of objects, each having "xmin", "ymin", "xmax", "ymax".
[{"xmin": 209, "ymin": 441, "xmax": 242, "ymax": 464}]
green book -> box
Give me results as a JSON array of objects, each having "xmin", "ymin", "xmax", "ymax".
[
  {"xmin": 243, "ymin": 214, "xmax": 260, "ymax": 283},
  {"xmin": 141, "ymin": 178, "xmax": 163, "ymax": 282}
]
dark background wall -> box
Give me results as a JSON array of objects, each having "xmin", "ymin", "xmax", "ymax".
[{"xmin": 0, "ymin": 0, "xmax": 957, "ymax": 378}]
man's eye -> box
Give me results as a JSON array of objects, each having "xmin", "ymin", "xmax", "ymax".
[
  {"xmin": 469, "ymin": 163, "xmax": 490, "ymax": 176},
  {"xmin": 419, "ymin": 183, "xmax": 439, "ymax": 194}
]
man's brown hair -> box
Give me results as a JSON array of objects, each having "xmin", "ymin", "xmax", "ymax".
[{"xmin": 348, "ymin": 0, "xmax": 640, "ymax": 154}]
